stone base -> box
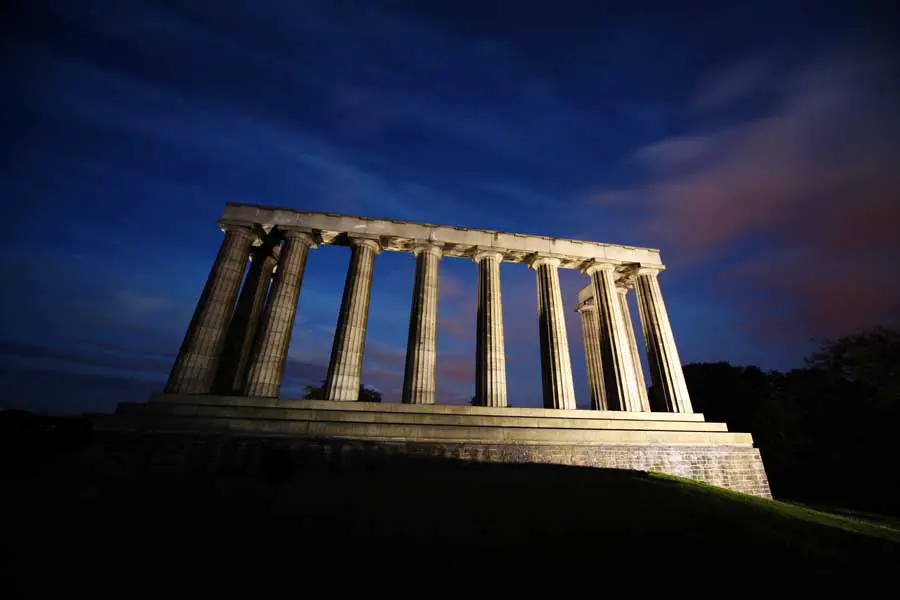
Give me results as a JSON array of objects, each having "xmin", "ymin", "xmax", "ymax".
[{"xmin": 89, "ymin": 393, "xmax": 772, "ymax": 498}]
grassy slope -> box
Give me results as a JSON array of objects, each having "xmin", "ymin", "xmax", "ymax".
[{"xmin": 3, "ymin": 445, "xmax": 899, "ymax": 595}]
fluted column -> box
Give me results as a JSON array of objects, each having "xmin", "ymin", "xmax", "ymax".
[
  {"xmin": 325, "ymin": 236, "xmax": 381, "ymax": 401},
  {"xmin": 577, "ymin": 299, "xmax": 607, "ymax": 410},
  {"xmin": 634, "ymin": 268, "xmax": 694, "ymax": 413},
  {"xmin": 402, "ymin": 244, "xmax": 442, "ymax": 404},
  {"xmin": 166, "ymin": 222, "xmax": 256, "ymax": 394},
  {"xmin": 618, "ymin": 285, "xmax": 651, "ymax": 412},
  {"xmin": 582, "ymin": 262, "xmax": 642, "ymax": 411},
  {"xmin": 474, "ymin": 249, "xmax": 507, "ymax": 407},
  {"xmin": 531, "ymin": 256, "xmax": 576, "ymax": 410},
  {"xmin": 213, "ymin": 243, "xmax": 280, "ymax": 394},
  {"xmin": 244, "ymin": 229, "xmax": 316, "ymax": 398}
]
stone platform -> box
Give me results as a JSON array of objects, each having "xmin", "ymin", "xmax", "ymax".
[{"xmin": 91, "ymin": 394, "xmax": 772, "ymax": 498}]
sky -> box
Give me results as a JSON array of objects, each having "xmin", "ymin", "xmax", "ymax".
[{"xmin": 2, "ymin": 0, "xmax": 899, "ymax": 414}]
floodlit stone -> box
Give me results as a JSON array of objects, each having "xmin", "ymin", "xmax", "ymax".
[
  {"xmin": 577, "ymin": 298, "xmax": 607, "ymax": 410},
  {"xmin": 474, "ymin": 249, "xmax": 508, "ymax": 407},
  {"xmin": 139, "ymin": 203, "xmax": 770, "ymax": 497},
  {"xmin": 530, "ymin": 256, "xmax": 576, "ymax": 409},
  {"xmin": 165, "ymin": 222, "xmax": 256, "ymax": 394},
  {"xmin": 402, "ymin": 244, "xmax": 442, "ymax": 404},
  {"xmin": 324, "ymin": 236, "xmax": 381, "ymax": 401},
  {"xmin": 245, "ymin": 229, "xmax": 316, "ymax": 398}
]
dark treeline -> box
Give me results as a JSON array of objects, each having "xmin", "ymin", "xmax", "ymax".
[{"xmin": 674, "ymin": 326, "xmax": 900, "ymax": 515}]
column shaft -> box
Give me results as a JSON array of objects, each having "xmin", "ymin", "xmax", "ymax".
[
  {"xmin": 635, "ymin": 270, "xmax": 694, "ymax": 413},
  {"xmin": 585, "ymin": 263, "xmax": 642, "ymax": 411},
  {"xmin": 244, "ymin": 230, "xmax": 315, "ymax": 398},
  {"xmin": 579, "ymin": 303, "xmax": 607, "ymax": 410},
  {"xmin": 325, "ymin": 237, "xmax": 380, "ymax": 401},
  {"xmin": 231, "ymin": 246, "xmax": 279, "ymax": 393},
  {"xmin": 165, "ymin": 223, "xmax": 256, "ymax": 394},
  {"xmin": 532, "ymin": 257, "xmax": 576, "ymax": 410},
  {"xmin": 474, "ymin": 251, "xmax": 507, "ymax": 407},
  {"xmin": 402, "ymin": 245, "xmax": 442, "ymax": 404},
  {"xmin": 214, "ymin": 244, "xmax": 279, "ymax": 394},
  {"xmin": 618, "ymin": 287, "xmax": 651, "ymax": 412}
]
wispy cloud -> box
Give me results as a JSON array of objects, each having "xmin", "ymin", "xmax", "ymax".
[
  {"xmin": 692, "ymin": 60, "xmax": 769, "ymax": 111},
  {"xmin": 590, "ymin": 50, "xmax": 900, "ymax": 342},
  {"xmin": 114, "ymin": 290, "xmax": 176, "ymax": 317}
]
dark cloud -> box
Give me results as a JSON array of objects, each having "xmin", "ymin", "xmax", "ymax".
[
  {"xmin": 282, "ymin": 357, "xmax": 329, "ymax": 392},
  {"xmin": 0, "ymin": 339, "xmax": 174, "ymax": 377}
]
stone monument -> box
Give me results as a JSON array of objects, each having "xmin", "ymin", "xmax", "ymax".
[{"xmin": 95, "ymin": 202, "xmax": 771, "ymax": 497}]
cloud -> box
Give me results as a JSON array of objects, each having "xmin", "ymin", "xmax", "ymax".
[
  {"xmin": 0, "ymin": 339, "xmax": 174, "ymax": 378},
  {"xmin": 438, "ymin": 273, "xmax": 466, "ymax": 300},
  {"xmin": 594, "ymin": 50, "xmax": 900, "ymax": 342},
  {"xmin": 359, "ymin": 341, "xmax": 407, "ymax": 400},
  {"xmin": 282, "ymin": 357, "xmax": 328, "ymax": 390},
  {"xmin": 437, "ymin": 352, "xmax": 475, "ymax": 384},
  {"xmin": 692, "ymin": 61, "xmax": 769, "ymax": 111},
  {"xmin": 114, "ymin": 290, "xmax": 176, "ymax": 316},
  {"xmin": 437, "ymin": 311, "xmax": 475, "ymax": 342},
  {"xmin": 435, "ymin": 352, "xmax": 475, "ymax": 404}
]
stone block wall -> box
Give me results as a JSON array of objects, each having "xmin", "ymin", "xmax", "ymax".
[{"xmin": 84, "ymin": 431, "xmax": 771, "ymax": 498}]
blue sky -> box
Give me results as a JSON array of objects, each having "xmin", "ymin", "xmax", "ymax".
[{"xmin": 2, "ymin": 0, "xmax": 898, "ymax": 414}]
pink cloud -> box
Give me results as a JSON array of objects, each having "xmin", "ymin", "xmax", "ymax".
[
  {"xmin": 437, "ymin": 352, "xmax": 475, "ymax": 384},
  {"xmin": 437, "ymin": 309, "xmax": 475, "ymax": 341},
  {"xmin": 439, "ymin": 272, "xmax": 466, "ymax": 299},
  {"xmin": 435, "ymin": 351, "xmax": 475, "ymax": 404},
  {"xmin": 593, "ymin": 51, "xmax": 900, "ymax": 343}
]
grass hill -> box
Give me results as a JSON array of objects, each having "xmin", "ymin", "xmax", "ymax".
[{"xmin": 2, "ymin": 411, "xmax": 899, "ymax": 594}]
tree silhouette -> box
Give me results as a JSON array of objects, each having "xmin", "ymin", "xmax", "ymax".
[{"xmin": 682, "ymin": 326, "xmax": 900, "ymax": 514}]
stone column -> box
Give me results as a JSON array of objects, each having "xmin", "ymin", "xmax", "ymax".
[
  {"xmin": 577, "ymin": 299, "xmax": 607, "ymax": 410},
  {"xmin": 531, "ymin": 256, "xmax": 576, "ymax": 410},
  {"xmin": 474, "ymin": 249, "xmax": 507, "ymax": 407},
  {"xmin": 231, "ymin": 244, "xmax": 280, "ymax": 393},
  {"xmin": 244, "ymin": 229, "xmax": 316, "ymax": 398},
  {"xmin": 617, "ymin": 285, "xmax": 651, "ymax": 412},
  {"xmin": 325, "ymin": 236, "xmax": 381, "ymax": 401},
  {"xmin": 165, "ymin": 222, "xmax": 256, "ymax": 394},
  {"xmin": 402, "ymin": 244, "xmax": 442, "ymax": 404},
  {"xmin": 634, "ymin": 268, "xmax": 694, "ymax": 413},
  {"xmin": 582, "ymin": 262, "xmax": 642, "ymax": 411},
  {"xmin": 213, "ymin": 243, "xmax": 280, "ymax": 394}
]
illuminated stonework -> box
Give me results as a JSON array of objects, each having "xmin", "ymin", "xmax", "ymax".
[
  {"xmin": 100, "ymin": 203, "xmax": 772, "ymax": 497},
  {"xmin": 167, "ymin": 202, "xmax": 683, "ymax": 410}
]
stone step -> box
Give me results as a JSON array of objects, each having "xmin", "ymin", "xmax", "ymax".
[
  {"xmin": 148, "ymin": 393, "xmax": 708, "ymax": 422},
  {"xmin": 94, "ymin": 410, "xmax": 753, "ymax": 447},
  {"xmin": 133, "ymin": 401, "xmax": 729, "ymax": 433}
]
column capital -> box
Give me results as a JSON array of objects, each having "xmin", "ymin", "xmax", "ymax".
[
  {"xmin": 615, "ymin": 284, "xmax": 630, "ymax": 295},
  {"xmin": 581, "ymin": 260, "xmax": 617, "ymax": 276},
  {"xmin": 636, "ymin": 265, "xmax": 663, "ymax": 277},
  {"xmin": 347, "ymin": 234, "xmax": 382, "ymax": 254},
  {"xmin": 217, "ymin": 220, "xmax": 259, "ymax": 239},
  {"xmin": 281, "ymin": 227, "xmax": 319, "ymax": 247},
  {"xmin": 472, "ymin": 247, "xmax": 504, "ymax": 264},
  {"xmin": 411, "ymin": 243, "xmax": 443, "ymax": 259},
  {"xmin": 528, "ymin": 255, "xmax": 561, "ymax": 270}
]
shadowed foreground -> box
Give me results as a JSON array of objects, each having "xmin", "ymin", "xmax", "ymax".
[{"xmin": 2, "ymin": 412, "xmax": 898, "ymax": 594}]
